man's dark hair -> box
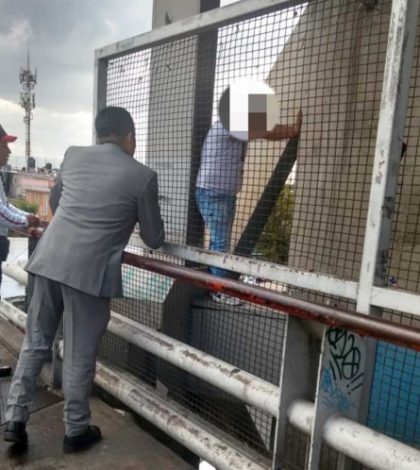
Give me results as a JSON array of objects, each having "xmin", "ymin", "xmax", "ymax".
[{"xmin": 95, "ymin": 106, "xmax": 135, "ymax": 139}]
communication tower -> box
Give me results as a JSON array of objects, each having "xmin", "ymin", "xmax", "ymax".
[{"xmin": 19, "ymin": 49, "xmax": 37, "ymax": 169}]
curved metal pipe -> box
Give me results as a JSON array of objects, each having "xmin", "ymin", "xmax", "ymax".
[{"xmin": 122, "ymin": 253, "xmax": 420, "ymax": 352}]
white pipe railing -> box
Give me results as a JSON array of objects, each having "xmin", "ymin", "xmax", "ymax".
[
  {"xmin": 323, "ymin": 416, "xmax": 420, "ymax": 470},
  {"xmin": 3, "ymin": 263, "xmax": 28, "ymax": 286},
  {"xmin": 0, "ymin": 299, "xmax": 268, "ymax": 470},
  {"xmin": 93, "ymin": 359, "xmax": 269, "ymax": 470},
  {"xmin": 3, "ymin": 263, "xmax": 279, "ymax": 416},
  {"xmin": 3, "ymin": 267, "xmax": 420, "ymax": 470},
  {"xmin": 108, "ymin": 311, "xmax": 279, "ymax": 417},
  {"xmin": 287, "ymin": 399, "xmax": 314, "ymax": 435},
  {"xmin": 288, "ymin": 400, "xmax": 420, "ymax": 470},
  {"xmin": 0, "ymin": 296, "xmax": 27, "ymax": 330}
]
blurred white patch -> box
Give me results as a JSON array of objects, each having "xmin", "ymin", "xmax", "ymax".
[
  {"xmin": 2, "ymin": 237, "xmax": 28, "ymax": 299},
  {"xmin": 199, "ymin": 462, "xmax": 216, "ymax": 470}
]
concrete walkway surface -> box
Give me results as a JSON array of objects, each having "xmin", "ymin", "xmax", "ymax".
[
  {"xmin": 0, "ymin": 335, "xmax": 194, "ymax": 470},
  {"xmin": 0, "ymin": 398, "xmax": 194, "ymax": 470}
]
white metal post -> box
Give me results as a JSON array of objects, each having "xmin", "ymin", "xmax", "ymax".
[
  {"xmin": 307, "ymin": 1, "xmax": 419, "ymax": 468},
  {"xmin": 307, "ymin": 327, "xmax": 367, "ymax": 469},
  {"xmin": 272, "ymin": 317, "xmax": 312, "ymax": 469},
  {"xmin": 355, "ymin": 0, "xmax": 420, "ymax": 429},
  {"xmin": 357, "ymin": 0, "xmax": 419, "ymax": 314},
  {"xmin": 92, "ymin": 54, "xmax": 108, "ymax": 142}
]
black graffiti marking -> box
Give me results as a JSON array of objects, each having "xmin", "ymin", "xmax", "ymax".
[
  {"xmin": 329, "ymin": 360, "xmax": 337, "ymax": 381},
  {"xmin": 350, "ymin": 372, "xmax": 364, "ymax": 385},
  {"xmin": 327, "ymin": 327, "xmax": 362, "ymax": 381},
  {"xmin": 350, "ymin": 382, "xmax": 364, "ymax": 393},
  {"xmin": 346, "ymin": 372, "xmax": 364, "ymax": 395}
]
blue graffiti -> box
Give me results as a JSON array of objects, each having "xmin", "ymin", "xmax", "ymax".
[{"xmin": 320, "ymin": 367, "xmax": 357, "ymax": 413}]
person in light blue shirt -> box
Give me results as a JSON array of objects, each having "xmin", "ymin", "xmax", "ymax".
[
  {"xmin": 0, "ymin": 125, "xmax": 40, "ymax": 285},
  {"xmin": 196, "ymin": 96, "xmax": 302, "ymax": 305},
  {"xmin": 0, "ymin": 124, "xmax": 39, "ymax": 377}
]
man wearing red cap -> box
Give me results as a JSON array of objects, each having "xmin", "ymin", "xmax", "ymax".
[{"xmin": 0, "ymin": 124, "xmax": 39, "ymax": 378}]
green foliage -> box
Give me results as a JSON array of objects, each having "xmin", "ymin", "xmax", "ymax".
[
  {"xmin": 256, "ymin": 184, "xmax": 295, "ymax": 265},
  {"xmin": 11, "ymin": 198, "xmax": 38, "ymax": 214}
]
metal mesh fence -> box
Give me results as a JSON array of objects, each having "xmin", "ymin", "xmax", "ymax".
[
  {"xmin": 104, "ymin": 1, "xmax": 396, "ymax": 283},
  {"xmin": 97, "ymin": 0, "xmax": 420, "ymax": 465},
  {"xmin": 100, "ymin": 254, "xmax": 286, "ymax": 456},
  {"xmin": 282, "ymin": 426, "xmax": 379, "ymax": 470},
  {"xmin": 103, "ymin": 1, "xmax": 312, "ymax": 457},
  {"xmin": 365, "ymin": 4, "xmax": 420, "ymax": 451},
  {"xmin": 285, "ymin": 0, "xmax": 390, "ymax": 282},
  {"xmin": 367, "ymin": 341, "xmax": 420, "ymax": 447},
  {"xmin": 387, "ymin": 16, "xmax": 420, "ymax": 297}
]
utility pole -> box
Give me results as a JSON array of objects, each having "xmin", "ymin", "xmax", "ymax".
[{"xmin": 19, "ymin": 48, "xmax": 37, "ymax": 170}]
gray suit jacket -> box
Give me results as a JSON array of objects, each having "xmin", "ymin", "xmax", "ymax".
[{"xmin": 26, "ymin": 143, "xmax": 165, "ymax": 297}]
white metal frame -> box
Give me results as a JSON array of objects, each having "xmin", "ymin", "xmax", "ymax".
[
  {"xmin": 90, "ymin": 0, "xmax": 420, "ymax": 468},
  {"xmin": 93, "ymin": 0, "xmax": 420, "ymax": 317},
  {"xmin": 307, "ymin": 1, "xmax": 420, "ymax": 468},
  {"xmin": 95, "ymin": 0, "xmax": 301, "ymax": 60},
  {"xmin": 2, "ymin": 290, "xmax": 420, "ymax": 470},
  {"xmin": 0, "ymin": 265, "xmax": 279, "ymax": 414},
  {"xmin": 130, "ymin": 238, "xmax": 420, "ymax": 317},
  {"xmin": 357, "ymin": 0, "xmax": 420, "ymax": 315}
]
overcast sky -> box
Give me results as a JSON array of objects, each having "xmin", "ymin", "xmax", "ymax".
[{"xmin": 0, "ymin": 0, "xmax": 154, "ymax": 166}]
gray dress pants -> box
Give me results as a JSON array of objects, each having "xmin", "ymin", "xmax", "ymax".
[{"xmin": 6, "ymin": 275, "xmax": 110, "ymax": 436}]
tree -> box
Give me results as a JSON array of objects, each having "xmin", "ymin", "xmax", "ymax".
[
  {"xmin": 256, "ymin": 184, "xmax": 295, "ymax": 265},
  {"xmin": 11, "ymin": 198, "xmax": 38, "ymax": 214}
]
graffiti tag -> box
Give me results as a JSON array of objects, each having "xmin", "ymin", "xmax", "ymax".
[
  {"xmin": 326, "ymin": 327, "xmax": 364, "ymax": 393},
  {"xmin": 320, "ymin": 366, "xmax": 357, "ymax": 413}
]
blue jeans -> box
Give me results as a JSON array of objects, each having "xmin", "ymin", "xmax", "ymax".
[{"xmin": 195, "ymin": 187, "xmax": 236, "ymax": 277}]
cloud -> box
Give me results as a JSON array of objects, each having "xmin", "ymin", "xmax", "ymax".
[
  {"xmin": 0, "ymin": 98, "xmax": 91, "ymax": 167},
  {"xmin": 0, "ymin": 0, "xmax": 153, "ymax": 164},
  {"xmin": 0, "ymin": 18, "xmax": 32, "ymax": 52}
]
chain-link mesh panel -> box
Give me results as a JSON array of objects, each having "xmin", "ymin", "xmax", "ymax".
[
  {"xmin": 104, "ymin": 0, "xmax": 393, "ymax": 279},
  {"xmin": 102, "ymin": 1, "xmax": 306, "ymax": 458},
  {"xmin": 366, "ymin": 6, "xmax": 420, "ymax": 451},
  {"xmin": 97, "ymin": 0, "xmax": 420, "ymax": 464},
  {"xmin": 283, "ymin": 426, "xmax": 380, "ymax": 469},
  {"xmin": 283, "ymin": 423, "xmax": 309, "ymax": 469},
  {"xmin": 100, "ymin": 259, "xmax": 286, "ymax": 456},
  {"xmin": 388, "ymin": 13, "xmax": 420, "ymax": 297},
  {"xmin": 367, "ymin": 341, "xmax": 420, "ymax": 446}
]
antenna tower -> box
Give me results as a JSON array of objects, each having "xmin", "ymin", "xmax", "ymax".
[{"xmin": 19, "ymin": 48, "xmax": 37, "ymax": 169}]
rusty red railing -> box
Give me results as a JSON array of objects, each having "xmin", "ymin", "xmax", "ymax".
[
  {"xmin": 19, "ymin": 227, "xmax": 420, "ymax": 351},
  {"xmin": 122, "ymin": 252, "xmax": 420, "ymax": 352}
]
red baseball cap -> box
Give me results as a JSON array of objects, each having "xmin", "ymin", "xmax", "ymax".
[{"xmin": 0, "ymin": 124, "xmax": 17, "ymax": 143}]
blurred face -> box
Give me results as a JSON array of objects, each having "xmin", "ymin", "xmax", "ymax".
[{"xmin": 0, "ymin": 142, "xmax": 11, "ymax": 167}]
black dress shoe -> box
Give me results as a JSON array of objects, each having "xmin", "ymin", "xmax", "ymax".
[
  {"xmin": 0, "ymin": 365, "xmax": 12, "ymax": 378},
  {"xmin": 3, "ymin": 421, "xmax": 28, "ymax": 445},
  {"xmin": 63, "ymin": 425, "xmax": 102, "ymax": 453}
]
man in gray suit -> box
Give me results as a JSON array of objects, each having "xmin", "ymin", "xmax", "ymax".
[{"xmin": 4, "ymin": 107, "xmax": 165, "ymax": 453}]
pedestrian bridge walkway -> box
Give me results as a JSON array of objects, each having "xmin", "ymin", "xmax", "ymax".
[
  {"xmin": 1, "ymin": 399, "xmax": 193, "ymax": 470},
  {"xmin": 0, "ymin": 321, "xmax": 193, "ymax": 470}
]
